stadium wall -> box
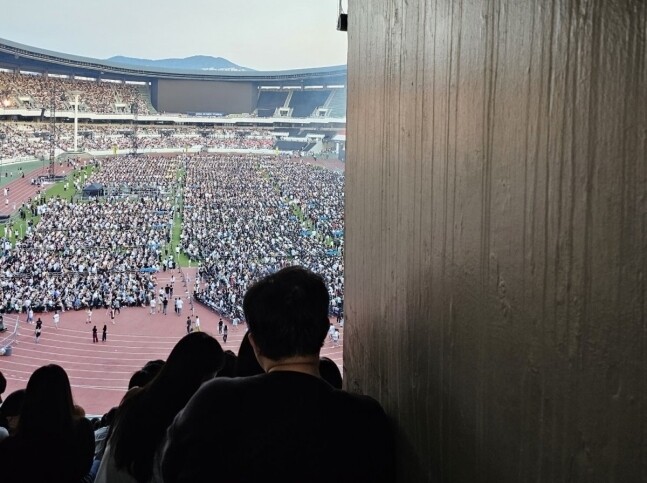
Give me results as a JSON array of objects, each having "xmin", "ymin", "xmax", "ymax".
[
  {"xmin": 345, "ymin": 1, "xmax": 646, "ymax": 482},
  {"xmin": 151, "ymin": 79, "xmax": 257, "ymax": 114}
]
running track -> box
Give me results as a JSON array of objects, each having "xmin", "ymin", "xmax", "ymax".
[{"xmin": 0, "ymin": 269, "xmax": 344, "ymax": 415}]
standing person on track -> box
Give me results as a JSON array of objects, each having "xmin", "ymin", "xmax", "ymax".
[
  {"xmin": 92, "ymin": 326, "xmax": 98, "ymax": 343},
  {"xmin": 177, "ymin": 297, "xmax": 183, "ymax": 316},
  {"xmin": 86, "ymin": 308, "xmax": 92, "ymax": 324},
  {"xmin": 186, "ymin": 316, "xmax": 192, "ymax": 334},
  {"xmin": 108, "ymin": 307, "xmax": 116, "ymax": 325},
  {"xmin": 218, "ymin": 318, "xmax": 223, "ymax": 335},
  {"xmin": 102, "ymin": 325, "xmax": 107, "ymax": 343},
  {"xmin": 34, "ymin": 319, "xmax": 42, "ymax": 343},
  {"xmin": 53, "ymin": 311, "xmax": 60, "ymax": 329},
  {"xmin": 162, "ymin": 297, "xmax": 168, "ymax": 315},
  {"xmin": 26, "ymin": 308, "xmax": 34, "ymax": 324},
  {"xmin": 194, "ymin": 316, "xmax": 201, "ymax": 332},
  {"xmin": 149, "ymin": 297, "xmax": 156, "ymax": 315},
  {"xmin": 223, "ymin": 325, "xmax": 228, "ymax": 344}
]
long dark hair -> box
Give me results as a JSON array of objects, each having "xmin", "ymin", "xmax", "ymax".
[
  {"xmin": 111, "ymin": 332, "xmax": 225, "ymax": 482},
  {"xmin": 17, "ymin": 364, "xmax": 75, "ymax": 438}
]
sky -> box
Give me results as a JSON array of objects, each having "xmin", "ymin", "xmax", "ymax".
[{"xmin": 1, "ymin": 0, "xmax": 348, "ymax": 71}]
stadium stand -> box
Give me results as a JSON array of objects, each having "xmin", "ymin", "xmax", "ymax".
[
  {"xmin": 326, "ymin": 88, "xmax": 347, "ymax": 117},
  {"xmin": 0, "ymin": 123, "xmax": 275, "ymax": 158},
  {"xmin": 275, "ymin": 140, "xmax": 308, "ymax": 151},
  {"xmin": 255, "ymin": 91, "xmax": 289, "ymax": 117},
  {"xmin": 289, "ymin": 90, "xmax": 330, "ymax": 117},
  {"xmin": 0, "ymin": 72, "xmax": 153, "ymax": 114}
]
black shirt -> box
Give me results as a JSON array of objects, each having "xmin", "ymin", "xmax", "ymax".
[{"xmin": 161, "ymin": 371, "xmax": 394, "ymax": 483}]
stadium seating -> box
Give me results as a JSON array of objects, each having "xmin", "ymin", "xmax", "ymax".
[
  {"xmin": 289, "ymin": 90, "xmax": 330, "ymax": 118},
  {"xmin": 326, "ymin": 88, "xmax": 347, "ymax": 117},
  {"xmin": 256, "ymin": 91, "xmax": 289, "ymax": 117},
  {"xmin": 275, "ymin": 140, "xmax": 308, "ymax": 151},
  {"xmin": 0, "ymin": 72, "xmax": 154, "ymax": 115}
]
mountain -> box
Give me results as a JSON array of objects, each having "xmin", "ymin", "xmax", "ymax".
[{"xmin": 106, "ymin": 55, "xmax": 253, "ymax": 72}]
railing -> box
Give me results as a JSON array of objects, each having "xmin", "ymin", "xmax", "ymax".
[{"xmin": 0, "ymin": 314, "xmax": 20, "ymax": 356}]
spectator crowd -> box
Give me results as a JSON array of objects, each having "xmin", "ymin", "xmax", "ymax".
[
  {"xmin": 0, "ymin": 71, "xmax": 152, "ymax": 114},
  {"xmin": 0, "ymin": 122, "xmax": 275, "ymax": 160}
]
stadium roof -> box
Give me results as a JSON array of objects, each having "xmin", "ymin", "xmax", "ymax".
[{"xmin": 0, "ymin": 37, "xmax": 347, "ymax": 83}]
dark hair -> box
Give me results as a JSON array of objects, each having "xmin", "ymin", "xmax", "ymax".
[
  {"xmin": 236, "ymin": 331, "xmax": 264, "ymax": 377},
  {"xmin": 0, "ymin": 388, "xmax": 25, "ymax": 432},
  {"xmin": 0, "ymin": 370, "xmax": 6, "ymax": 402},
  {"xmin": 17, "ymin": 365, "xmax": 75, "ymax": 438},
  {"xmin": 111, "ymin": 332, "xmax": 225, "ymax": 483},
  {"xmin": 243, "ymin": 266, "xmax": 330, "ymax": 360},
  {"xmin": 0, "ymin": 389, "xmax": 25, "ymax": 418},
  {"xmin": 319, "ymin": 357, "xmax": 343, "ymax": 389},
  {"xmin": 217, "ymin": 350, "xmax": 238, "ymax": 378},
  {"xmin": 128, "ymin": 359, "xmax": 165, "ymax": 389}
]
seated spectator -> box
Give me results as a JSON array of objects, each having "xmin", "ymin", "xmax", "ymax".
[
  {"xmin": 160, "ymin": 266, "xmax": 393, "ymax": 483},
  {"xmin": 217, "ymin": 350, "xmax": 238, "ymax": 378},
  {"xmin": 0, "ymin": 370, "xmax": 5, "ymax": 403},
  {"xmin": 95, "ymin": 332, "xmax": 224, "ymax": 483},
  {"xmin": 0, "ymin": 388, "xmax": 25, "ymax": 437},
  {"xmin": 235, "ymin": 331, "xmax": 264, "ymax": 377},
  {"xmin": 319, "ymin": 356, "xmax": 343, "ymax": 389},
  {"xmin": 0, "ymin": 365, "xmax": 94, "ymax": 483}
]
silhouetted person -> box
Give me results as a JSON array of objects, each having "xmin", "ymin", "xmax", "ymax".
[
  {"xmin": 217, "ymin": 350, "xmax": 238, "ymax": 378},
  {"xmin": 319, "ymin": 357, "xmax": 343, "ymax": 389},
  {"xmin": 0, "ymin": 389, "xmax": 25, "ymax": 437},
  {"xmin": 0, "ymin": 370, "xmax": 5, "ymax": 404},
  {"xmin": 160, "ymin": 266, "xmax": 394, "ymax": 483},
  {"xmin": 95, "ymin": 332, "xmax": 225, "ymax": 483},
  {"xmin": 236, "ymin": 331, "xmax": 264, "ymax": 377},
  {"xmin": 0, "ymin": 365, "xmax": 94, "ymax": 483}
]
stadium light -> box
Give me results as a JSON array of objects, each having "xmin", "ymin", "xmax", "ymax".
[
  {"xmin": 70, "ymin": 90, "xmax": 82, "ymax": 153},
  {"xmin": 337, "ymin": 0, "xmax": 347, "ymax": 31}
]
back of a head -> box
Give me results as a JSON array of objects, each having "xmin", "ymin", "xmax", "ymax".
[
  {"xmin": 217, "ymin": 350, "xmax": 238, "ymax": 378},
  {"xmin": 243, "ymin": 266, "xmax": 330, "ymax": 361},
  {"xmin": 236, "ymin": 331, "xmax": 264, "ymax": 377},
  {"xmin": 319, "ymin": 357, "xmax": 343, "ymax": 389},
  {"xmin": 112, "ymin": 332, "xmax": 225, "ymax": 482},
  {"xmin": 128, "ymin": 359, "xmax": 165, "ymax": 389},
  {"xmin": 156, "ymin": 332, "xmax": 225, "ymax": 398},
  {"xmin": 0, "ymin": 370, "xmax": 6, "ymax": 403},
  {"xmin": 18, "ymin": 364, "xmax": 75, "ymax": 437},
  {"xmin": 0, "ymin": 389, "xmax": 26, "ymax": 433}
]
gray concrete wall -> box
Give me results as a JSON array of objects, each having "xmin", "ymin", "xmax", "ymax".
[{"xmin": 344, "ymin": 1, "xmax": 647, "ymax": 481}]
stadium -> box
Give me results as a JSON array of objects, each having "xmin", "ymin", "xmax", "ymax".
[
  {"xmin": 0, "ymin": 35, "xmax": 346, "ymax": 412},
  {"xmin": 0, "ymin": 1, "xmax": 643, "ymax": 481}
]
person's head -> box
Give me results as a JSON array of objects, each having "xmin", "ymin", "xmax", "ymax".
[
  {"xmin": 243, "ymin": 266, "xmax": 329, "ymax": 361},
  {"xmin": 18, "ymin": 364, "xmax": 76, "ymax": 437},
  {"xmin": 0, "ymin": 370, "xmax": 6, "ymax": 403},
  {"xmin": 236, "ymin": 331, "xmax": 264, "ymax": 377},
  {"xmin": 112, "ymin": 333, "xmax": 225, "ymax": 482},
  {"xmin": 127, "ymin": 358, "xmax": 165, "ymax": 390},
  {"xmin": 0, "ymin": 388, "xmax": 25, "ymax": 434},
  {"xmin": 217, "ymin": 350, "xmax": 238, "ymax": 378},
  {"xmin": 319, "ymin": 357, "xmax": 343, "ymax": 389}
]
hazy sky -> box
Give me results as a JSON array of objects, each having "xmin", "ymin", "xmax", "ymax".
[{"xmin": 1, "ymin": 0, "xmax": 348, "ymax": 71}]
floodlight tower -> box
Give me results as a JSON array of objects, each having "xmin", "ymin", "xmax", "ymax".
[
  {"xmin": 131, "ymin": 103, "xmax": 139, "ymax": 155},
  {"xmin": 48, "ymin": 88, "xmax": 57, "ymax": 178},
  {"xmin": 69, "ymin": 90, "xmax": 82, "ymax": 152}
]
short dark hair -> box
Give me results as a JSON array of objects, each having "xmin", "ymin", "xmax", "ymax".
[{"xmin": 243, "ymin": 266, "xmax": 330, "ymax": 360}]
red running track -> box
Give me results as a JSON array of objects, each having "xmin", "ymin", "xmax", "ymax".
[{"xmin": 0, "ymin": 269, "xmax": 344, "ymax": 415}]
